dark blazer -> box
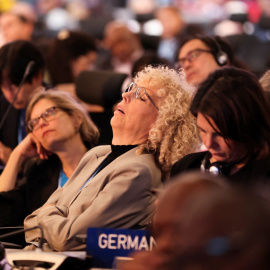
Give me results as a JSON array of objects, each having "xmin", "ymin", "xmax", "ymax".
[
  {"xmin": 171, "ymin": 151, "xmax": 270, "ymax": 186},
  {"xmin": 0, "ymin": 154, "xmax": 61, "ymax": 227}
]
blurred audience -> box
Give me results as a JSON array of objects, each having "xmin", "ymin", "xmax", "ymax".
[
  {"xmin": 131, "ymin": 52, "xmax": 171, "ymax": 78},
  {"xmin": 0, "ymin": 90, "xmax": 99, "ymax": 226},
  {"xmin": 0, "ymin": 2, "xmax": 37, "ymax": 47},
  {"xmin": 46, "ymin": 29, "xmax": 97, "ymax": 86},
  {"xmin": 176, "ymin": 34, "xmax": 248, "ymax": 86},
  {"xmin": 36, "ymin": 0, "xmax": 79, "ymax": 31},
  {"xmin": 155, "ymin": 6, "xmax": 186, "ymax": 64},
  {"xmin": 0, "ymin": 40, "xmax": 45, "ymax": 166},
  {"xmin": 171, "ymin": 67, "xmax": 270, "ymax": 194},
  {"xmin": 155, "ymin": 6, "xmax": 203, "ymax": 65},
  {"xmin": 45, "ymin": 29, "xmax": 103, "ymax": 112},
  {"xmin": 97, "ymin": 21, "xmax": 144, "ymax": 76},
  {"xmin": 24, "ymin": 65, "xmax": 200, "ymax": 251},
  {"xmin": 120, "ymin": 171, "xmax": 270, "ymax": 270}
]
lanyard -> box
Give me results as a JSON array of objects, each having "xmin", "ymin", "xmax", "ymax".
[
  {"xmin": 58, "ymin": 169, "xmax": 68, "ymax": 187},
  {"xmin": 79, "ymin": 157, "xmax": 109, "ymax": 192}
]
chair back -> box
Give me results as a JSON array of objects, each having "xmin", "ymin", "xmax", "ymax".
[{"xmin": 75, "ymin": 70, "xmax": 128, "ymax": 109}]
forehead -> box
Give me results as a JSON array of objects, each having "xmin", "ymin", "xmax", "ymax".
[
  {"xmin": 31, "ymin": 98, "xmax": 56, "ymax": 116},
  {"xmin": 0, "ymin": 13, "xmax": 20, "ymax": 24},
  {"xmin": 135, "ymin": 79, "xmax": 159, "ymax": 96},
  {"xmin": 179, "ymin": 39, "xmax": 210, "ymax": 57},
  {"xmin": 197, "ymin": 113, "xmax": 220, "ymax": 132}
]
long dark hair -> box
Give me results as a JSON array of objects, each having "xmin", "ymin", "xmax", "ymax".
[
  {"xmin": 191, "ymin": 67, "xmax": 270, "ymax": 159},
  {"xmin": 46, "ymin": 30, "xmax": 97, "ymax": 85}
]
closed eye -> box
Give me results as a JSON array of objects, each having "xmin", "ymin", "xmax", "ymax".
[{"xmin": 139, "ymin": 96, "xmax": 147, "ymax": 102}]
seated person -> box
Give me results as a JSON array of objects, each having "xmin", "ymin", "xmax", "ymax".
[
  {"xmin": 0, "ymin": 90, "xmax": 99, "ymax": 226},
  {"xmin": 24, "ymin": 65, "xmax": 200, "ymax": 251},
  {"xmin": 119, "ymin": 171, "xmax": 270, "ymax": 270},
  {"xmin": 0, "ymin": 2, "xmax": 37, "ymax": 46},
  {"xmin": 0, "ymin": 40, "xmax": 45, "ymax": 165},
  {"xmin": 176, "ymin": 34, "xmax": 247, "ymax": 86},
  {"xmin": 171, "ymin": 67, "xmax": 270, "ymax": 190}
]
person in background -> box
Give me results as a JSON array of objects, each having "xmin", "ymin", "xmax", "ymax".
[
  {"xmin": 45, "ymin": 29, "xmax": 102, "ymax": 111},
  {"xmin": 119, "ymin": 171, "xmax": 270, "ymax": 270},
  {"xmin": 24, "ymin": 65, "xmax": 200, "ymax": 251},
  {"xmin": 171, "ymin": 67, "xmax": 270, "ymax": 193},
  {"xmin": 0, "ymin": 2, "xmax": 37, "ymax": 47},
  {"xmin": 97, "ymin": 21, "xmax": 144, "ymax": 76},
  {"xmin": 0, "ymin": 40, "xmax": 45, "ymax": 166},
  {"xmin": 46, "ymin": 29, "xmax": 97, "ymax": 87},
  {"xmin": 155, "ymin": 6, "xmax": 203, "ymax": 65},
  {"xmin": 176, "ymin": 34, "xmax": 247, "ymax": 86},
  {"xmin": 155, "ymin": 6, "xmax": 186, "ymax": 65},
  {"xmin": 0, "ymin": 90, "xmax": 99, "ymax": 227},
  {"xmin": 131, "ymin": 52, "xmax": 171, "ymax": 78}
]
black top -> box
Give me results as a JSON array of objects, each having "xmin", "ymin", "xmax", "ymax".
[
  {"xmin": 93, "ymin": 145, "xmax": 138, "ymax": 176},
  {"xmin": 171, "ymin": 151, "xmax": 270, "ymax": 186},
  {"xmin": 0, "ymin": 154, "xmax": 61, "ymax": 227}
]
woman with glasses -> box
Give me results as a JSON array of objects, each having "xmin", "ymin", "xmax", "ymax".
[
  {"xmin": 0, "ymin": 90, "xmax": 99, "ymax": 226},
  {"xmin": 24, "ymin": 65, "xmax": 200, "ymax": 251}
]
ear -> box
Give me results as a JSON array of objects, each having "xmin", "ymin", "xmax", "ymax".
[{"xmin": 72, "ymin": 111, "xmax": 83, "ymax": 131}]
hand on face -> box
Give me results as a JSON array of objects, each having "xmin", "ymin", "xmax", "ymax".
[
  {"xmin": 16, "ymin": 133, "xmax": 51, "ymax": 160},
  {"xmin": 0, "ymin": 141, "xmax": 12, "ymax": 165}
]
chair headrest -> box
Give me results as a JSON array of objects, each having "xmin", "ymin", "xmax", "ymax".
[{"xmin": 75, "ymin": 70, "xmax": 128, "ymax": 108}]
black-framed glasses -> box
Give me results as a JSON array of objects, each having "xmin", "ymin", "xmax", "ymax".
[
  {"xmin": 125, "ymin": 82, "xmax": 159, "ymax": 110},
  {"xmin": 27, "ymin": 107, "xmax": 61, "ymax": 132},
  {"xmin": 178, "ymin": 48, "xmax": 212, "ymax": 67}
]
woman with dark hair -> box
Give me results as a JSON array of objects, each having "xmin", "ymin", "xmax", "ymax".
[
  {"xmin": 171, "ymin": 67, "xmax": 270, "ymax": 186},
  {"xmin": 46, "ymin": 30, "xmax": 97, "ymax": 85},
  {"xmin": 175, "ymin": 34, "xmax": 248, "ymax": 86}
]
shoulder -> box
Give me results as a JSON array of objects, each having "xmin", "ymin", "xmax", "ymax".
[
  {"xmin": 113, "ymin": 148, "xmax": 162, "ymax": 181},
  {"xmin": 170, "ymin": 151, "xmax": 208, "ymax": 177}
]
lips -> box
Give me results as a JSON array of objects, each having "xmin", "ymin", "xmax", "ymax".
[
  {"xmin": 42, "ymin": 130, "xmax": 52, "ymax": 137},
  {"xmin": 116, "ymin": 105, "xmax": 125, "ymax": 114}
]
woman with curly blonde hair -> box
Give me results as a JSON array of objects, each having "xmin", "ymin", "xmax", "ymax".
[
  {"xmin": 24, "ymin": 65, "xmax": 200, "ymax": 251},
  {"xmin": 135, "ymin": 65, "xmax": 200, "ymax": 179}
]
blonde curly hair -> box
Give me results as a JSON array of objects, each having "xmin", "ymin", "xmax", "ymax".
[{"xmin": 135, "ymin": 65, "xmax": 200, "ymax": 180}]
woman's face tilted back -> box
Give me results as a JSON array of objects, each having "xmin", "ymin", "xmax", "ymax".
[
  {"xmin": 29, "ymin": 98, "xmax": 82, "ymax": 151},
  {"xmin": 111, "ymin": 79, "xmax": 159, "ymax": 145}
]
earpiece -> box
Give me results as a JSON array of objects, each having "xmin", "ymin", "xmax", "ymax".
[
  {"xmin": 201, "ymin": 153, "xmax": 231, "ymax": 176},
  {"xmin": 211, "ymin": 37, "xmax": 228, "ymax": 66}
]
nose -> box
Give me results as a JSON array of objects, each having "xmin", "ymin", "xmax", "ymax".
[
  {"xmin": 204, "ymin": 134, "xmax": 217, "ymax": 150},
  {"xmin": 38, "ymin": 117, "xmax": 48, "ymax": 129},
  {"xmin": 122, "ymin": 91, "xmax": 133, "ymax": 103},
  {"xmin": 182, "ymin": 59, "xmax": 192, "ymax": 70}
]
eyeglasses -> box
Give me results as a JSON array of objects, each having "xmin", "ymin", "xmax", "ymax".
[
  {"xmin": 125, "ymin": 82, "xmax": 159, "ymax": 110},
  {"xmin": 27, "ymin": 107, "xmax": 61, "ymax": 132},
  {"xmin": 178, "ymin": 49, "xmax": 212, "ymax": 67}
]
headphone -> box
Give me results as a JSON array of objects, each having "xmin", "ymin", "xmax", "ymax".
[
  {"xmin": 211, "ymin": 37, "xmax": 228, "ymax": 66},
  {"xmin": 201, "ymin": 153, "xmax": 231, "ymax": 176}
]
